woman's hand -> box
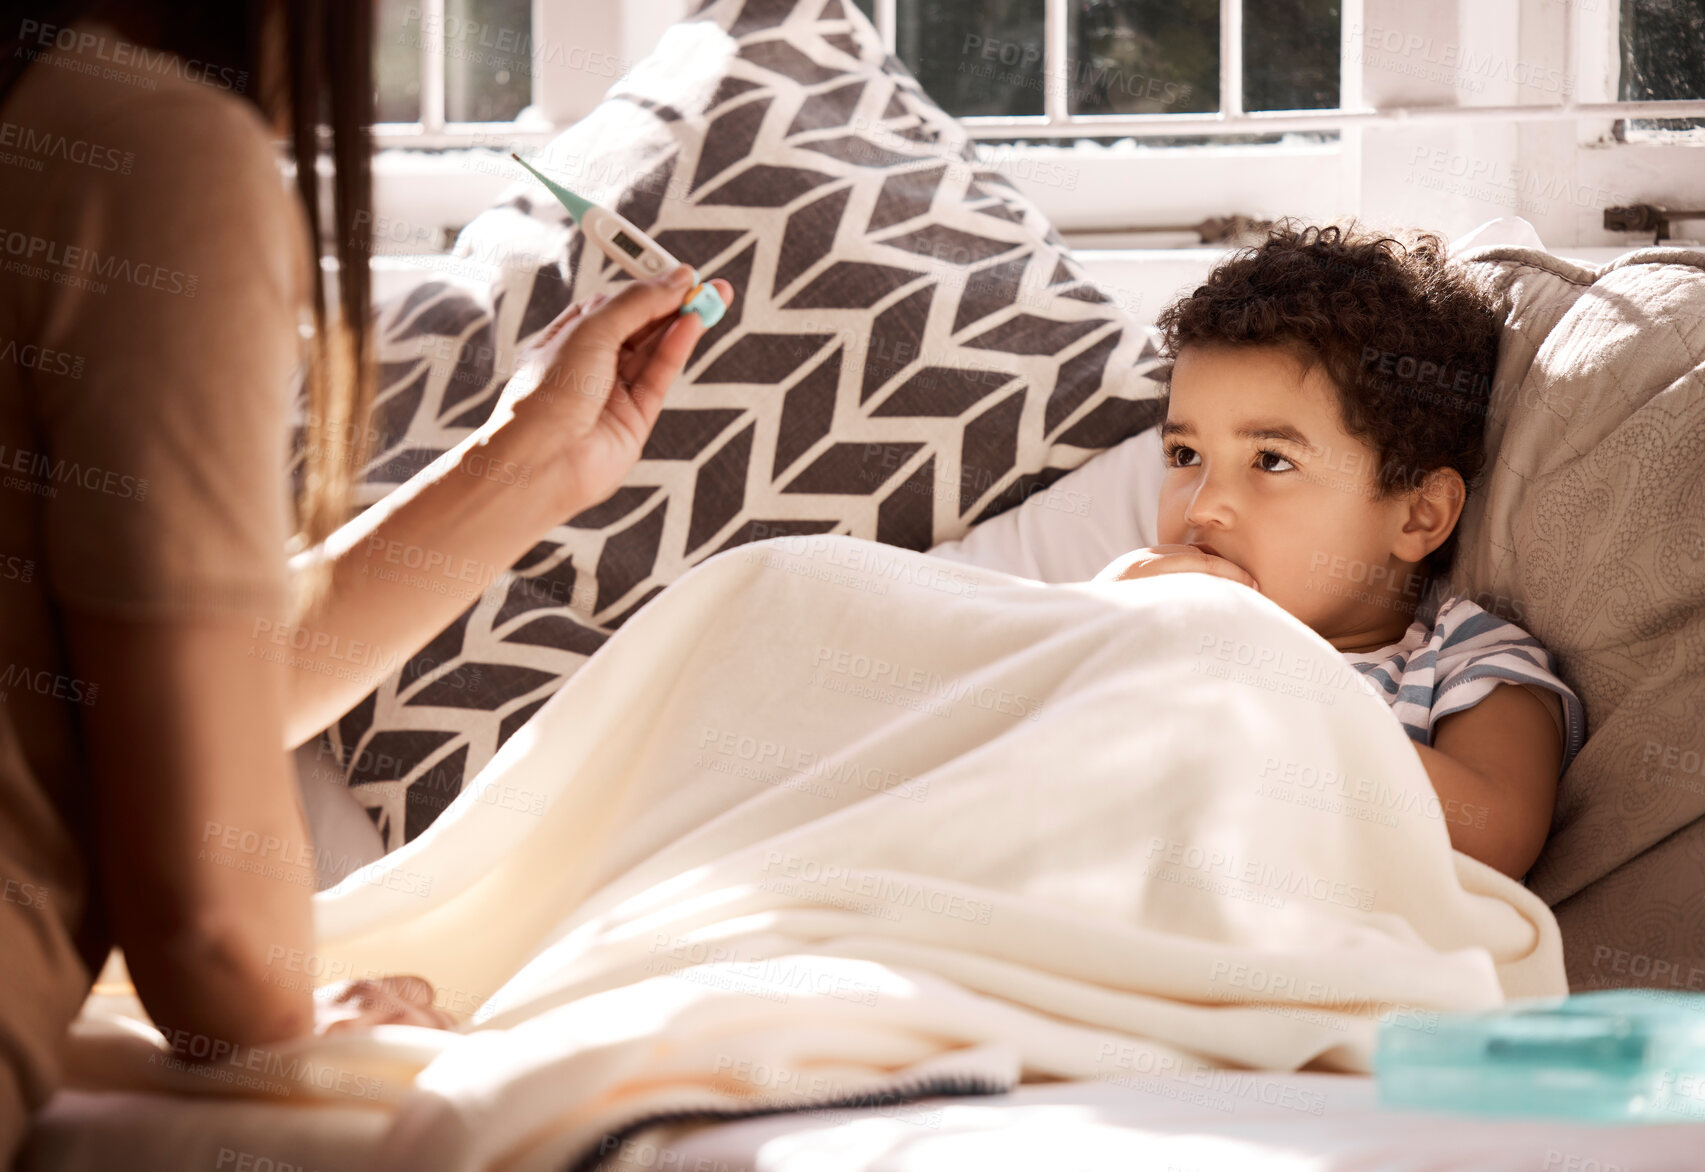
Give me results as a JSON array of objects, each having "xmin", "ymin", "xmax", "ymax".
[
  {"xmin": 313, "ymin": 975, "xmax": 458, "ymax": 1036},
  {"xmin": 1093, "ymin": 545, "xmax": 1260, "ymax": 592},
  {"xmin": 492, "ymin": 264, "xmax": 736, "ymax": 515}
]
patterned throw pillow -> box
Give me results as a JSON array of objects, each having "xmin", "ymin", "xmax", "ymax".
[{"xmin": 315, "ymin": 0, "xmax": 1166, "ymax": 849}]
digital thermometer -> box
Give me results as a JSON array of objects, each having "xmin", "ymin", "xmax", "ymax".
[{"xmin": 510, "ymin": 153, "xmax": 727, "ymax": 329}]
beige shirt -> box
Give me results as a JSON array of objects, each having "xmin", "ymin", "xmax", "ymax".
[{"xmin": 0, "ymin": 18, "xmax": 309, "ymax": 1151}]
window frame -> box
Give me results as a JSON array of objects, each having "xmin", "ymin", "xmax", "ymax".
[{"xmin": 365, "ymin": 0, "xmax": 1705, "ymax": 252}]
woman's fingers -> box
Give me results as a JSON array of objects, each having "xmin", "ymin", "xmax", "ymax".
[
  {"xmin": 625, "ymin": 279, "xmax": 734, "ymax": 410},
  {"xmin": 616, "ymin": 313, "xmax": 678, "ymax": 382},
  {"xmin": 521, "ymin": 273, "xmax": 733, "ymax": 438},
  {"xmin": 533, "ymin": 295, "xmax": 596, "ymax": 347},
  {"xmin": 580, "ymin": 264, "xmax": 699, "ymax": 346},
  {"xmin": 521, "ymin": 292, "xmax": 614, "ymax": 366}
]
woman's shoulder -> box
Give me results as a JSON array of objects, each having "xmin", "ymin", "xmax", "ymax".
[
  {"xmin": 4, "ymin": 18, "xmax": 311, "ymax": 326},
  {"xmin": 7, "ymin": 18, "xmax": 285, "ymax": 208}
]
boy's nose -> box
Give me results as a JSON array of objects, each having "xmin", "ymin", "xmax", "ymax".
[{"xmin": 1184, "ymin": 485, "xmax": 1236, "ymax": 529}]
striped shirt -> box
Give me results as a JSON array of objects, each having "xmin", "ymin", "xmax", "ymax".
[{"xmin": 1340, "ymin": 594, "xmax": 1588, "ymax": 776}]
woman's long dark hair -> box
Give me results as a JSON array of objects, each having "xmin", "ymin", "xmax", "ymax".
[{"xmin": 0, "ymin": 0, "xmax": 375, "ymax": 615}]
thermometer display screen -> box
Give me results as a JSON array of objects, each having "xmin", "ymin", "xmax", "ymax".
[{"xmin": 611, "ymin": 230, "xmax": 644, "ymax": 259}]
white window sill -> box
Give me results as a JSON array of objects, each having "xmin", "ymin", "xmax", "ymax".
[{"xmin": 368, "ymin": 241, "xmax": 1684, "ymax": 328}]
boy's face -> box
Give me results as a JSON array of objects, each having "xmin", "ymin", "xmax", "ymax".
[{"xmin": 1156, "ymin": 343, "xmax": 1451, "ymax": 651}]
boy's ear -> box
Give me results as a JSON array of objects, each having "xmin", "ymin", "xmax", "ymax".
[{"xmin": 1393, "ymin": 467, "xmax": 1466, "ymax": 563}]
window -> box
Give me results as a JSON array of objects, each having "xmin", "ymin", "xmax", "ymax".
[
  {"xmin": 1618, "ymin": 0, "xmax": 1705, "ymax": 136},
  {"xmin": 874, "ymin": 0, "xmax": 1339, "ymax": 121},
  {"xmin": 375, "ymin": 0, "xmax": 539, "ymax": 134},
  {"xmin": 853, "ymin": 0, "xmax": 1343, "ymax": 144}
]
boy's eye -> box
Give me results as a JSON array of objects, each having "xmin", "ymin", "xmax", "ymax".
[
  {"xmin": 1163, "ymin": 443, "xmax": 1296, "ymax": 474},
  {"xmin": 1163, "ymin": 442, "xmax": 1197, "ymax": 468}
]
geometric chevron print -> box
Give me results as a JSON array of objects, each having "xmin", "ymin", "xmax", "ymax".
[{"xmin": 310, "ymin": 0, "xmax": 1167, "ymax": 850}]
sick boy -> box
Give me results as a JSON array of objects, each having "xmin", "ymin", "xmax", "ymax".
[{"xmin": 1095, "ymin": 221, "xmax": 1586, "ymax": 882}]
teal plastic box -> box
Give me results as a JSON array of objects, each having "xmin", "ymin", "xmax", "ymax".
[{"xmin": 1376, "ymin": 989, "xmax": 1705, "ymax": 1122}]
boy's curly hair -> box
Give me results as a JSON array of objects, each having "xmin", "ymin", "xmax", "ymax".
[{"xmin": 1154, "ymin": 219, "xmax": 1502, "ymax": 582}]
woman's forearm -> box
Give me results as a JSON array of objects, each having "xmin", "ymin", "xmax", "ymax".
[
  {"xmin": 271, "ymin": 270, "xmax": 723, "ymax": 751},
  {"xmin": 64, "ymin": 611, "xmax": 318, "ymax": 1056},
  {"xmin": 274, "ymin": 420, "xmax": 587, "ymax": 750}
]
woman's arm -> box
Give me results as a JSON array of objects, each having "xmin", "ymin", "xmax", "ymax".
[
  {"xmin": 1412, "ymin": 680, "xmax": 1562, "ymax": 880},
  {"xmin": 274, "ymin": 271, "xmax": 730, "ymax": 749},
  {"xmin": 275, "ymin": 417, "xmax": 583, "ymax": 750},
  {"xmin": 64, "ymin": 610, "xmax": 316, "ymax": 1054}
]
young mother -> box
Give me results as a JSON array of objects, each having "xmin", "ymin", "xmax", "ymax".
[{"xmin": 0, "ymin": 0, "xmax": 729, "ymax": 1156}]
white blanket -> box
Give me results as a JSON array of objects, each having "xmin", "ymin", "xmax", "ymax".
[{"xmin": 70, "ymin": 534, "xmax": 1565, "ymax": 1172}]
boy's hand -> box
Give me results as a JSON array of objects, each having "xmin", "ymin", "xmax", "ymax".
[{"xmin": 1093, "ymin": 545, "xmax": 1260, "ymax": 592}]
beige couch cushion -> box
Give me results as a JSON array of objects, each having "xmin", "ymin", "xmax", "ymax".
[{"xmin": 1446, "ymin": 245, "xmax": 1705, "ymax": 990}]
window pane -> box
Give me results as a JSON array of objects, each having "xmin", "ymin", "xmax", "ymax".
[
  {"xmin": 445, "ymin": 0, "xmax": 533, "ymax": 123},
  {"xmin": 375, "ymin": 0, "xmax": 423, "ymax": 122},
  {"xmin": 898, "ymin": 0, "xmax": 1045, "ymax": 118},
  {"xmin": 1621, "ymin": 0, "xmax": 1705, "ymax": 132},
  {"xmin": 1243, "ymin": 0, "xmax": 1339, "ymax": 111},
  {"xmin": 1068, "ymin": 0, "xmax": 1217, "ymax": 115}
]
